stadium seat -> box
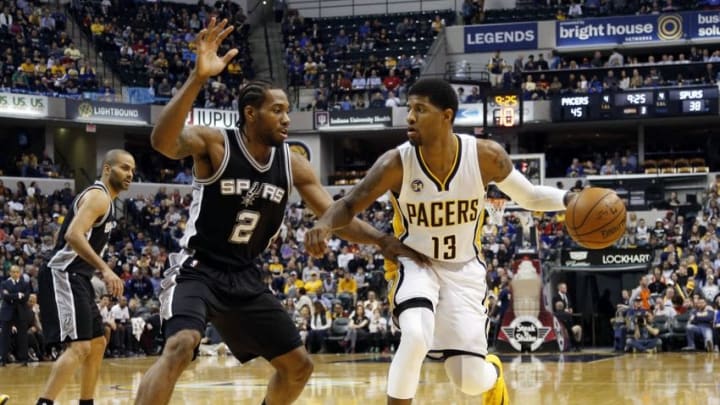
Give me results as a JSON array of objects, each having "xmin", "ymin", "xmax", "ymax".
[
  {"xmin": 642, "ymin": 159, "xmax": 658, "ymax": 174},
  {"xmin": 691, "ymin": 158, "xmax": 709, "ymax": 173},
  {"xmin": 674, "ymin": 158, "xmax": 692, "ymax": 174},
  {"xmin": 658, "ymin": 159, "xmax": 675, "ymax": 174}
]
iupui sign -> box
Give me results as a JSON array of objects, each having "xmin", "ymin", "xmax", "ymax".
[
  {"xmin": 187, "ymin": 108, "xmax": 239, "ymax": 129},
  {"xmin": 561, "ymin": 248, "xmax": 653, "ymax": 269}
]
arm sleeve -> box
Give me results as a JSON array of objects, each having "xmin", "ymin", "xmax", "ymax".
[{"xmin": 495, "ymin": 169, "xmax": 567, "ymax": 212}]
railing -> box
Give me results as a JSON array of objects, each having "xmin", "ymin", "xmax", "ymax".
[
  {"xmin": 288, "ymin": 0, "xmax": 457, "ymax": 18},
  {"xmin": 66, "ymin": 2, "xmax": 120, "ymax": 98}
]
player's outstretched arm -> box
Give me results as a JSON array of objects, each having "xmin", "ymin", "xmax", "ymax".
[
  {"xmin": 151, "ymin": 17, "xmax": 237, "ymax": 160},
  {"xmin": 293, "ymin": 152, "xmax": 429, "ymax": 266},
  {"xmin": 479, "ymin": 139, "xmax": 573, "ymax": 211}
]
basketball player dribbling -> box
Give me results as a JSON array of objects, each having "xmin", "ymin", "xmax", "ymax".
[
  {"xmin": 305, "ymin": 78, "xmax": 575, "ymax": 404},
  {"xmin": 134, "ymin": 18, "xmax": 428, "ymax": 405}
]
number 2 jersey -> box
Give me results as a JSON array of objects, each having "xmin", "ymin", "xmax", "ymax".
[
  {"xmin": 390, "ymin": 134, "xmax": 486, "ymax": 263},
  {"xmin": 180, "ymin": 128, "xmax": 291, "ymax": 268}
]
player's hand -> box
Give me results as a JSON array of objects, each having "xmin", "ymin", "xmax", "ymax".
[
  {"xmin": 193, "ymin": 17, "xmax": 238, "ymax": 80},
  {"xmin": 379, "ymin": 235, "xmax": 431, "ymax": 268},
  {"xmin": 563, "ymin": 191, "xmax": 578, "ymax": 207},
  {"xmin": 101, "ymin": 268, "xmax": 124, "ymax": 298},
  {"xmin": 305, "ymin": 224, "xmax": 332, "ymax": 257}
]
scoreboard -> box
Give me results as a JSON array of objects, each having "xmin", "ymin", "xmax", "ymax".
[
  {"xmin": 552, "ymin": 86, "xmax": 719, "ymax": 122},
  {"xmin": 484, "ymin": 92, "xmax": 522, "ymax": 128}
]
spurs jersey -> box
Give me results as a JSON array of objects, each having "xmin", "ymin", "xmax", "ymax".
[
  {"xmin": 47, "ymin": 181, "xmax": 116, "ymax": 277},
  {"xmin": 180, "ymin": 128, "xmax": 291, "ymax": 268},
  {"xmin": 391, "ymin": 134, "xmax": 485, "ymax": 263}
]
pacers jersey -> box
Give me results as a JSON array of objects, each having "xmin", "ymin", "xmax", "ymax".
[
  {"xmin": 391, "ymin": 134, "xmax": 485, "ymax": 263},
  {"xmin": 180, "ymin": 128, "xmax": 291, "ymax": 268},
  {"xmin": 47, "ymin": 181, "xmax": 116, "ymax": 277}
]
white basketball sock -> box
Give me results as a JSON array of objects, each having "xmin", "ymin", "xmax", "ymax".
[{"xmin": 386, "ymin": 307, "xmax": 435, "ymax": 399}]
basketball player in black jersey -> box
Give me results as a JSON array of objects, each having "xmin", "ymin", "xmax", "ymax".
[
  {"xmin": 134, "ymin": 18, "xmax": 427, "ymax": 405},
  {"xmin": 36, "ymin": 149, "xmax": 135, "ymax": 405}
]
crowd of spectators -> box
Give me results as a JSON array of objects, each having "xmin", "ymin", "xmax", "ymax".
[
  {"xmin": 0, "ymin": 150, "xmax": 63, "ymax": 178},
  {"xmin": 0, "ymin": 0, "xmax": 107, "ymax": 97},
  {"xmin": 68, "ymin": 0, "xmax": 252, "ymax": 108},
  {"xmin": 4, "ymin": 166, "xmax": 720, "ymax": 360},
  {"xmin": 565, "ymin": 151, "xmax": 640, "ymax": 177},
  {"xmin": 484, "ymin": 47, "xmax": 720, "ymax": 101},
  {"xmin": 462, "ymin": 0, "xmax": 702, "ymax": 26},
  {"xmin": 281, "ymin": 9, "xmax": 453, "ymax": 111}
]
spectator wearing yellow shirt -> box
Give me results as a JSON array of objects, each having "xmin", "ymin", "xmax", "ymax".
[
  {"xmin": 268, "ymin": 255, "xmax": 284, "ymax": 274},
  {"xmin": 304, "ymin": 271, "xmax": 323, "ymax": 296},
  {"xmin": 90, "ymin": 18, "xmax": 104, "ymax": 36},
  {"xmin": 20, "ymin": 58, "xmax": 35, "ymax": 75},
  {"xmin": 284, "ymin": 271, "xmax": 304, "ymax": 297},
  {"xmin": 338, "ymin": 271, "xmax": 357, "ymax": 306},
  {"xmin": 227, "ymin": 59, "xmax": 243, "ymax": 85}
]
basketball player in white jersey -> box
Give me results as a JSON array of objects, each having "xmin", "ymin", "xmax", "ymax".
[{"xmin": 305, "ymin": 78, "xmax": 572, "ymax": 404}]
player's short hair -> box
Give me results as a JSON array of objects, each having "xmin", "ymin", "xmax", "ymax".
[
  {"xmin": 408, "ymin": 78, "xmax": 459, "ymax": 122},
  {"xmin": 237, "ymin": 79, "xmax": 277, "ymax": 128},
  {"xmin": 102, "ymin": 149, "xmax": 132, "ymax": 167}
]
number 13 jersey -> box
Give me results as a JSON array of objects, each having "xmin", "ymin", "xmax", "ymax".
[
  {"xmin": 390, "ymin": 134, "xmax": 486, "ymax": 263},
  {"xmin": 180, "ymin": 129, "xmax": 291, "ymax": 268}
]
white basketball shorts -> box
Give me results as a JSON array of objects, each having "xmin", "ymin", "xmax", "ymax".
[{"xmin": 387, "ymin": 257, "xmax": 490, "ymax": 358}]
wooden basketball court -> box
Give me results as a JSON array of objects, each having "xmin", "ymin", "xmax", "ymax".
[{"xmin": 1, "ymin": 351, "xmax": 717, "ymax": 404}]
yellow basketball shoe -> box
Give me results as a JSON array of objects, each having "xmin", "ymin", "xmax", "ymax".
[{"xmin": 483, "ymin": 354, "xmax": 509, "ymax": 405}]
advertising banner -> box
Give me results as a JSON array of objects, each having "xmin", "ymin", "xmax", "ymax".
[
  {"xmin": 556, "ymin": 11, "xmax": 720, "ymax": 48},
  {"xmin": 464, "ymin": 22, "xmax": 538, "ymax": 53},
  {"xmin": 0, "ymin": 92, "xmax": 48, "ymax": 117},
  {"xmin": 561, "ymin": 248, "xmax": 653, "ymax": 269},
  {"xmin": 67, "ymin": 100, "xmax": 150, "ymax": 124},
  {"xmin": 186, "ymin": 108, "xmax": 239, "ymax": 129},
  {"xmin": 557, "ymin": 13, "xmax": 683, "ymax": 47},
  {"xmin": 314, "ymin": 108, "xmax": 392, "ymax": 129}
]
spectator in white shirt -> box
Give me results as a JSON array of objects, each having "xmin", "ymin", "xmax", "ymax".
[
  {"xmin": 385, "ymin": 90, "xmax": 401, "ymax": 107},
  {"xmin": 368, "ymin": 308, "xmax": 388, "ymax": 352},
  {"xmin": 337, "ymin": 246, "xmax": 354, "ymax": 270},
  {"xmin": 568, "ymin": 1, "xmax": 583, "ymax": 17},
  {"xmin": 351, "ymin": 71, "xmax": 367, "ymax": 90},
  {"xmin": 306, "ymin": 300, "xmax": 332, "ymax": 353}
]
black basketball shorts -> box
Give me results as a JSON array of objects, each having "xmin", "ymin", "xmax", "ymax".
[
  {"xmin": 38, "ymin": 267, "xmax": 104, "ymax": 344},
  {"xmin": 159, "ymin": 252, "xmax": 302, "ymax": 363}
]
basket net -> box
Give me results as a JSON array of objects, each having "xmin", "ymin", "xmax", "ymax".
[{"xmin": 486, "ymin": 198, "xmax": 507, "ymax": 226}]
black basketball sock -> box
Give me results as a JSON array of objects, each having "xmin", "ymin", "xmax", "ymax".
[
  {"xmin": 261, "ymin": 400, "xmax": 267, "ymax": 405},
  {"xmin": 79, "ymin": 400, "xmax": 94, "ymax": 405},
  {"xmin": 36, "ymin": 399, "xmax": 54, "ymax": 405}
]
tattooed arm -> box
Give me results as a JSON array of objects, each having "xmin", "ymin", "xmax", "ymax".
[{"xmin": 478, "ymin": 139, "xmax": 570, "ymax": 211}]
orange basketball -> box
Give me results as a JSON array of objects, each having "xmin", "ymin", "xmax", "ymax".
[{"xmin": 565, "ymin": 187, "xmax": 627, "ymax": 249}]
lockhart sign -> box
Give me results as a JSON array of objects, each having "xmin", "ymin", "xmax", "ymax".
[{"xmin": 561, "ymin": 248, "xmax": 652, "ymax": 269}]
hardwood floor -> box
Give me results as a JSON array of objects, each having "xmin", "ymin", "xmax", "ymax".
[{"xmin": 1, "ymin": 351, "xmax": 718, "ymax": 404}]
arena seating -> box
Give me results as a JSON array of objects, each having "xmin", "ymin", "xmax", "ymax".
[{"xmin": 68, "ymin": 0, "xmax": 252, "ymax": 94}]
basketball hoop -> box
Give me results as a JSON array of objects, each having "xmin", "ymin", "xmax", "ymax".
[{"xmin": 486, "ymin": 198, "xmax": 507, "ymax": 225}]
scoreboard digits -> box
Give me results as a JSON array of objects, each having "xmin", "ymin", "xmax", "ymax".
[{"xmin": 552, "ymin": 86, "xmax": 718, "ymax": 122}]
